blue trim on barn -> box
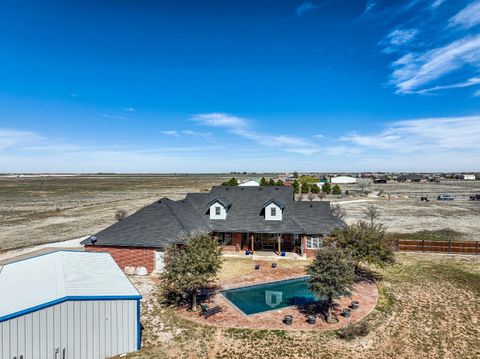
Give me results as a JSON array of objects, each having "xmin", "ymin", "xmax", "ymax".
[{"xmin": 0, "ymin": 295, "xmax": 142, "ymax": 323}]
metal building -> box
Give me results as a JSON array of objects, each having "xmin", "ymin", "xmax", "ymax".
[{"xmin": 0, "ymin": 251, "xmax": 142, "ymax": 359}]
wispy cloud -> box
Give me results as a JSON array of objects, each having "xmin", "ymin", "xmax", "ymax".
[
  {"xmin": 449, "ymin": 0, "xmax": 480, "ymax": 29},
  {"xmin": 193, "ymin": 113, "xmax": 321, "ymax": 155},
  {"xmin": 380, "ymin": 28, "xmax": 418, "ymax": 53},
  {"xmin": 390, "ymin": 34, "xmax": 480, "ymax": 93},
  {"xmin": 122, "ymin": 107, "xmax": 135, "ymax": 112},
  {"xmin": 162, "ymin": 130, "xmax": 179, "ymax": 137},
  {"xmin": 0, "ymin": 129, "xmax": 42, "ymax": 151},
  {"xmin": 296, "ymin": 2, "xmax": 321, "ymax": 17},
  {"xmin": 417, "ymin": 77, "xmax": 480, "ymax": 93},
  {"xmin": 340, "ymin": 116, "xmax": 480, "ymax": 152},
  {"xmin": 431, "ymin": 0, "xmax": 446, "ymax": 8},
  {"xmin": 101, "ymin": 113, "xmax": 129, "ymax": 121}
]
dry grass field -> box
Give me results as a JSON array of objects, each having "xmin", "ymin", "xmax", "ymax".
[
  {"xmin": 1, "ymin": 175, "xmax": 480, "ymax": 251},
  {"xmin": 129, "ymin": 254, "xmax": 480, "ymax": 359}
]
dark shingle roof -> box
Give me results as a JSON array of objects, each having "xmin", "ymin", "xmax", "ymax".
[{"xmin": 83, "ymin": 186, "xmax": 345, "ymax": 248}]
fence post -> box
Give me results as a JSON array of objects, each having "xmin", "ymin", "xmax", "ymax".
[
  {"xmin": 448, "ymin": 240, "xmax": 451, "ymax": 254},
  {"xmin": 422, "ymin": 239, "xmax": 424, "ymax": 253}
]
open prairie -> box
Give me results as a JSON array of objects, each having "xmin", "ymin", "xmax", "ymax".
[{"xmin": 1, "ymin": 175, "xmax": 480, "ymax": 251}]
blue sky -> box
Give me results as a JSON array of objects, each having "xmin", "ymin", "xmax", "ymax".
[{"xmin": 1, "ymin": 0, "xmax": 479, "ymax": 172}]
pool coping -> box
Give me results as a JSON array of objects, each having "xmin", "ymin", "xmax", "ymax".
[{"xmin": 219, "ymin": 275, "xmax": 313, "ymax": 317}]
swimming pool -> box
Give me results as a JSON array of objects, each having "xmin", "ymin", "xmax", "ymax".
[{"xmin": 221, "ymin": 276, "xmax": 319, "ymax": 315}]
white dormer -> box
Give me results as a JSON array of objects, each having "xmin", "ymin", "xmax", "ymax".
[
  {"xmin": 207, "ymin": 198, "xmax": 231, "ymax": 220},
  {"xmin": 263, "ymin": 199, "xmax": 284, "ymax": 221}
]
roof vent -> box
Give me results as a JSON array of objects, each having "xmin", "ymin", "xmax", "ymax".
[
  {"xmin": 259, "ymin": 188, "xmax": 263, "ymax": 190},
  {"xmin": 275, "ymin": 188, "xmax": 279, "ymax": 190},
  {"xmin": 310, "ymin": 204, "xmax": 313, "ymax": 207},
  {"xmin": 241, "ymin": 187, "xmax": 244, "ymax": 190},
  {"xmin": 226, "ymin": 187, "xmax": 229, "ymax": 190}
]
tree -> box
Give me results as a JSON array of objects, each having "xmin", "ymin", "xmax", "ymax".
[
  {"xmin": 331, "ymin": 221, "xmax": 395, "ymax": 268},
  {"xmin": 332, "ymin": 184, "xmax": 342, "ymax": 195},
  {"xmin": 301, "ymin": 183, "xmax": 310, "ymax": 194},
  {"xmin": 310, "ymin": 184, "xmax": 320, "ymax": 194},
  {"xmin": 308, "ymin": 193, "xmax": 316, "ymax": 201},
  {"xmin": 161, "ymin": 232, "xmax": 223, "ymax": 309},
  {"xmin": 260, "ymin": 177, "xmax": 268, "ymax": 186},
  {"xmin": 322, "ymin": 182, "xmax": 332, "ymax": 194},
  {"xmin": 268, "ymin": 178, "xmax": 276, "ymax": 186},
  {"xmin": 292, "ymin": 179, "xmax": 300, "ymax": 194},
  {"xmin": 331, "ymin": 203, "xmax": 346, "ymax": 219},
  {"xmin": 293, "ymin": 171, "xmax": 299, "ymax": 178},
  {"xmin": 363, "ymin": 204, "xmax": 380, "ymax": 225},
  {"xmin": 275, "ymin": 179, "xmax": 284, "ymax": 186},
  {"xmin": 114, "ymin": 208, "xmax": 128, "ymax": 221},
  {"xmin": 222, "ymin": 177, "xmax": 238, "ymax": 186},
  {"xmin": 307, "ymin": 246, "xmax": 356, "ymax": 322}
]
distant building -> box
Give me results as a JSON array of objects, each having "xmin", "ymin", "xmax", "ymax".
[
  {"xmin": 461, "ymin": 174, "xmax": 476, "ymax": 180},
  {"xmin": 239, "ymin": 180, "xmax": 260, "ymax": 186},
  {"xmin": 331, "ymin": 176, "xmax": 357, "ymax": 184},
  {"xmin": 396, "ymin": 174, "xmax": 425, "ymax": 183}
]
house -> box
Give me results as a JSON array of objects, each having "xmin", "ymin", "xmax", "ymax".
[
  {"xmin": 0, "ymin": 251, "xmax": 142, "ymax": 359},
  {"xmin": 239, "ymin": 180, "xmax": 260, "ymax": 186},
  {"xmin": 460, "ymin": 174, "xmax": 476, "ymax": 180},
  {"xmin": 82, "ymin": 186, "xmax": 345, "ymax": 272},
  {"xmin": 396, "ymin": 174, "xmax": 424, "ymax": 183},
  {"xmin": 331, "ymin": 176, "xmax": 357, "ymax": 184},
  {"xmin": 373, "ymin": 176, "xmax": 388, "ymax": 184}
]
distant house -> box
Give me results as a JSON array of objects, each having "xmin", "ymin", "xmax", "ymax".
[
  {"xmin": 331, "ymin": 176, "xmax": 357, "ymax": 184},
  {"xmin": 396, "ymin": 174, "xmax": 425, "ymax": 183},
  {"xmin": 239, "ymin": 180, "xmax": 260, "ymax": 186},
  {"xmin": 373, "ymin": 176, "xmax": 388, "ymax": 184},
  {"xmin": 82, "ymin": 186, "xmax": 345, "ymax": 272},
  {"xmin": 460, "ymin": 174, "xmax": 476, "ymax": 180}
]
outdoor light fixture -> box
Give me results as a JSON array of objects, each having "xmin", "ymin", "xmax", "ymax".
[{"xmin": 90, "ymin": 236, "xmax": 97, "ymax": 245}]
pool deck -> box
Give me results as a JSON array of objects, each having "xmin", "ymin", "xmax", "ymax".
[{"xmin": 178, "ymin": 261, "xmax": 379, "ymax": 330}]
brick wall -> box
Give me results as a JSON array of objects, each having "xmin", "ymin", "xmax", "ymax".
[{"xmin": 85, "ymin": 245, "xmax": 156, "ymax": 273}]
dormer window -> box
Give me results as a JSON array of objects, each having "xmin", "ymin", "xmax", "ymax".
[
  {"xmin": 262, "ymin": 199, "xmax": 284, "ymax": 221},
  {"xmin": 207, "ymin": 197, "xmax": 232, "ymax": 220}
]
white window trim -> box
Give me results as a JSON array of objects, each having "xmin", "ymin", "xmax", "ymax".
[
  {"xmin": 306, "ymin": 237, "xmax": 322, "ymax": 249},
  {"xmin": 215, "ymin": 206, "xmax": 221, "ymax": 215}
]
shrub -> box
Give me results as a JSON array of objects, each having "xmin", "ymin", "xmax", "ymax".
[
  {"xmin": 332, "ymin": 184, "xmax": 342, "ymax": 195},
  {"xmin": 338, "ymin": 322, "xmax": 370, "ymax": 340},
  {"xmin": 114, "ymin": 208, "xmax": 128, "ymax": 221}
]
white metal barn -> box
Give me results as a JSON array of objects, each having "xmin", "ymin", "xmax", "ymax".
[
  {"xmin": 0, "ymin": 251, "xmax": 142, "ymax": 359},
  {"xmin": 330, "ymin": 176, "xmax": 357, "ymax": 184}
]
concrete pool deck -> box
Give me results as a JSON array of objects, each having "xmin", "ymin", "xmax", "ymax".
[{"xmin": 178, "ymin": 263, "xmax": 379, "ymax": 330}]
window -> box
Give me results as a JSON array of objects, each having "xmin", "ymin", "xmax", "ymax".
[
  {"xmin": 270, "ymin": 207, "xmax": 276, "ymax": 216},
  {"xmin": 306, "ymin": 237, "xmax": 323, "ymax": 249},
  {"xmin": 215, "ymin": 206, "xmax": 221, "ymax": 215}
]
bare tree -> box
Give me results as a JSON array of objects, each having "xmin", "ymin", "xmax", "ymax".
[
  {"xmin": 115, "ymin": 208, "xmax": 128, "ymax": 221},
  {"xmin": 363, "ymin": 204, "xmax": 380, "ymax": 225},
  {"xmin": 308, "ymin": 193, "xmax": 316, "ymax": 201},
  {"xmin": 318, "ymin": 192, "xmax": 326, "ymax": 200},
  {"xmin": 331, "ymin": 203, "xmax": 346, "ymax": 219}
]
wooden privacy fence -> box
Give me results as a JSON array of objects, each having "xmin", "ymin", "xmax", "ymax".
[{"xmin": 390, "ymin": 239, "xmax": 479, "ymax": 255}]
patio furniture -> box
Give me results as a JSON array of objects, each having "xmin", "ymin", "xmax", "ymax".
[
  {"xmin": 271, "ymin": 263, "xmax": 277, "ymax": 268},
  {"xmin": 245, "ymin": 250, "xmax": 251, "ymax": 255},
  {"xmin": 200, "ymin": 305, "xmax": 222, "ymax": 318},
  {"xmin": 342, "ymin": 309, "xmax": 351, "ymax": 318},
  {"xmin": 307, "ymin": 315, "xmax": 316, "ymax": 325},
  {"xmin": 281, "ymin": 251, "xmax": 286, "ymax": 257},
  {"xmin": 255, "ymin": 264, "xmax": 260, "ymax": 270},
  {"xmin": 284, "ymin": 315, "xmax": 293, "ymax": 325},
  {"xmin": 351, "ymin": 301, "xmax": 359, "ymax": 310}
]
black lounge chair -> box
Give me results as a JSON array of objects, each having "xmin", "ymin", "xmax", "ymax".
[{"xmin": 200, "ymin": 305, "xmax": 223, "ymax": 318}]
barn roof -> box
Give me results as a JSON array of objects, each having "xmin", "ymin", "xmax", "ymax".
[{"xmin": 0, "ymin": 251, "xmax": 141, "ymax": 323}]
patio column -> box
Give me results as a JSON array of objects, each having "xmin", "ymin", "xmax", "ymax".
[
  {"xmin": 250, "ymin": 234, "xmax": 254, "ymax": 253},
  {"xmin": 277, "ymin": 234, "xmax": 281, "ymax": 253}
]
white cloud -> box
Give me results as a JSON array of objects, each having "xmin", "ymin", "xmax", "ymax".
[
  {"xmin": 449, "ymin": 1, "xmax": 480, "ymax": 29},
  {"xmin": 390, "ymin": 34, "xmax": 480, "ymax": 93},
  {"xmin": 101, "ymin": 113, "xmax": 128, "ymax": 120},
  {"xmin": 161, "ymin": 130, "xmax": 179, "ymax": 136},
  {"xmin": 340, "ymin": 116, "xmax": 480, "ymax": 152},
  {"xmin": 193, "ymin": 113, "xmax": 321, "ymax": 155},
  {"xmin": 122, "ymin": 107, "xmax": 135, "ymax": 112},
  {"xmin": 417, "ymin": 77, "xmax": 480, "ymax": 93},
  {"xmin": 0, "ymin": 129, "xmax": 42, "ymax": 151},
  {"xmin": 296, "ymin": 2, "xmax": 320, "ymax": 17},
  {"xmin": 431, "ymin": 0, "xmax": 446, "ymax": 8},
  {"xmin": 380, "ymin": 28, "xmax": 418, "ymax": 53}
]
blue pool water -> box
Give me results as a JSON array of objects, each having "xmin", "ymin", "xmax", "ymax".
[{"xmin": 221, "ymin": 276, "xmax": 319, "ymax": 315}]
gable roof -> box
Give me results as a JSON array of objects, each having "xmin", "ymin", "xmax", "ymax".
[
  {"xmin": 207, "ymin": 197, "xmax": 233, "ymax": 210},
  {"xmin": 83, "ymin": 186, "xmax": 345, "ymax": 248},
  {"xmin": 262, "ymin": 198, "xmax": 285, "ymax": 210},
  {"xmin": 0, "ymin": 251, "xmax": 141, "ymax": 323}
]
